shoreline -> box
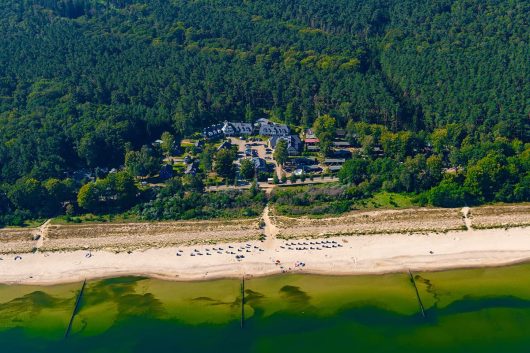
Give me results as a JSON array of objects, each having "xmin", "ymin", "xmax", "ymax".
[
  {"xmin": 1, "ymin": 225, "xmax": 529, "ymax": 286},
  {"xmin": 5, "ymin": 251, "xmax": 530, "ymax": 287}
]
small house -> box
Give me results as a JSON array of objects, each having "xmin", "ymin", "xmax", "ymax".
[
  {"xmin": 335, "ymin": 129, "xmax": 346, "ymax": 138},
  {"xmin": 159, "ymin": 164, "xmax": 174, "ymax": 180},
  {"xmin": 328, "ymin": 165, "xmax": 342, "ymax": 172},
  {"xmin": 217, "ymin": 140, "xmax": 232, "ymax": 152},
  {"xmin": 332, "ymin": 149, "xmax": 352, "ymax": 159},
  {"xmin": 305, "ymin": 128, "xmax": 317, "ymax": 139},
  {"xmin": 251, "ymin": 157, "xmax": 267, "ymax": 171},
  {"xmin": 323, "ymin": 158, "xmax": 346, "ymax": 166},
  {"xmin": 72, "ymin": 169, "xmax": 94, "ymax": 182},
  {"xmin": 293, "ymin": 157, "xmax": 318, "ymax": 166},
  {"xmin": 269, "ymin": 135, "xmax": 303, "ymax": 155},
  {"xmin": 193, "ymin": 140, "xmax": 204, "ymax": 153},
  {"xmin": 373, "ymin": 146, "xmax": 385, "ymax": 157},
  {"xmin": 332, "ymin": 141, "xmax": 351, "ymax": 148},
  {"xmin": 202, "ymin": 124, "xmax": 224, "ymax": 140},
  {"xmin": 185, "ymin": 161, "xmax": 199, "ymax": 175},
  {"xmin": 304, "ymin": 137, "xmax": 320, "ymax": 146}
]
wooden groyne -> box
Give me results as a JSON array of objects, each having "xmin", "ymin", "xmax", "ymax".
[
  {"xmin": 408, "ymin": 270, "xmax": 426, "ymax": 318},
  {"xmin": 240, "ymin": 276, "xmax": 245, "ymax": 329},
  {"xmin": 65, "ymin": 279, "xmax": 87, "ymax": 338}
]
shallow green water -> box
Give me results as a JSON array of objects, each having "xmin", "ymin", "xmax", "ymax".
[{"xmin": 2, "ymin": 265, "xmax": 530, "ymax": 352}]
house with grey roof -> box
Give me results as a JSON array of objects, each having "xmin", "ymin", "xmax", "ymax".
[
  {"xmin": 185, "ymin": 161, "xmax": 199, "ymax": 175},
  {"xmin": 333, "ymin": 141, "xmax": 351, "ymax": 148},
  {"xmin": 217, "ymin": 140, "xmax": 232, "ymax": 152},
  {"xmin": 258, "ymin": 120, "xmax": 290, "ymax": 136},
  {"xmin": 250, "ymin": 157, "xmax": 267, "ymax": 171},
  {"xmin": 221, "ymin": 121, "xmax": 253, "ymax": 136},
  {"xmin": 202, "ymin": 123, "xmax": 224, "ymax": 140},
  {"xmin": 328, "ymin": 165, "xmax": 343, "ymax": 172},
  {"xmin": 159, "ymin": 164, "xmax": 174, "ymax": 180},
  {"xmin": 269, "ymin": 135, "xmax": 303, "ymax": 155},
  {"xmin": 323, "ymin": 158, "xmax": 346, "ymax": 166}
]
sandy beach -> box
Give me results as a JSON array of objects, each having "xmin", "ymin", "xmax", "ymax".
[{"xmin": 0, "ymin": 205, "xmax": 529, "ymax": 285}]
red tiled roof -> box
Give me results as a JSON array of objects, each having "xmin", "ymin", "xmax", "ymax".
[{"xmin": 305, "ymin": 138, "xmax": 320, "ymax": 143}]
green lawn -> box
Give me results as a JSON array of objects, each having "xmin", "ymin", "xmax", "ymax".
[
  {"xmin": 354, "ymin": 192, "xmax": 415, "ymax": 210},
  {"xmin": 52, "ymin": 213, "xmax": 141, "ymax": 225},
  {"xmin": 4, "ymin": 218, "xmax": 47, "ymax": 229},
  {"xmin": 271, "ymin": 185, "xmax": 418, "ymax": 218}
]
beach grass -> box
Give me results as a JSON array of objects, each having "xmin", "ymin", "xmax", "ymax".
[{"xmin": 272, "ymin": 207, "xmax": 466, "ymax": 239}]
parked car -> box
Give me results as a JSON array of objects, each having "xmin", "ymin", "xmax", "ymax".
[{"xmin": 293, "ymin": 169, "xmax": 305, "ymax": 176}]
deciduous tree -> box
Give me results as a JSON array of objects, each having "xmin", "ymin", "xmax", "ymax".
[{"xmin": 273, "ymin": 139, "xmax": 288, "ymax": 166}]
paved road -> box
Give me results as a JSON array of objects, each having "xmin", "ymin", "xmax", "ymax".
[{"xmin": 206, "ymin": 176, "xmax": 339, "ymax": 192}]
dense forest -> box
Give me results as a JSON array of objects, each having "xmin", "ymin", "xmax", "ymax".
[{"xmin": 0, "ymin": 0, "xmax": 528, "ymax": 224}]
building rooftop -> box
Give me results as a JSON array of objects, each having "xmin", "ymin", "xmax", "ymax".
[
  {"xmin": 333, "ymin": 141, "xmax": 351, "ymax": 147},
  {"xmin": 323, "ymin": 158, "xmax": 346, "ymax": 164},
  {"xmin": 222, "ymin": 121, "xmax": 253, "ymax": 135}
]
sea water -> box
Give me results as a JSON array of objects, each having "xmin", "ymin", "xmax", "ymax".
[{"xmin": 2, "ymin": 264, "xmax": 530, "ymax": 352}]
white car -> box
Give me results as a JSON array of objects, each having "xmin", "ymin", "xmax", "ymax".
[{"xmin": 293, "ymin": 169, "xmax": 304, "ymax": 176}]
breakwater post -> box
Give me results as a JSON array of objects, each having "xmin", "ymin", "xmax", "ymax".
[
  {"xmin": 408, "ymin": 270, "xmax": 426, "ymax": 318},
  {"xmin": 240, "ymin": 276, "xmax": 245, "ymax": 329},
  {"xmin": 65, "ymin": 279, "xmax": 87, "ymax": 338}
]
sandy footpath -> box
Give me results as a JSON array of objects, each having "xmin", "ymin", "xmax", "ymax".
[{"xmin": 0, "ymin": 225, "xmax": 529, "ymax": 285}]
